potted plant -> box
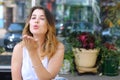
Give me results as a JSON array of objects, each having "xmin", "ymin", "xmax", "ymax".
[
  {"xmin": 99, "ymin": 41, "xmax": 120, "ymax": 76},
  {"xmin": 66, "ymin": 31, "xmax": 101, "ymax": 74},
  {"xmin": 99, "ymin": 2, "xmax": 120, "ymax": 75}
]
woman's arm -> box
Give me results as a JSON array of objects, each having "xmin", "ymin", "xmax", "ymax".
[
  {"xmin": 29, "ymin": 42, "xmax": 64, "ymax": 80},
  {"xmin": 47, "ymin": 42, "xmax": 64, "ymax": 77},
  {"xmin": 11, "ymin": 43, "xmax": 23, "ymax": 80},
  {"xmin": 22, "ymin": 35, "xmax": 64, "ymax": 80}
]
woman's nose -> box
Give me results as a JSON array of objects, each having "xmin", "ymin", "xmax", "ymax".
[{"xmin": 35, "ymin": 18, "xmax": 39, "ymax": 23}]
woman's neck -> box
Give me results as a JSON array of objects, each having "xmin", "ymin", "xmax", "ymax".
[{"xmin": 33, "ymin": 34, "xmax": 45, "ymax": 47}]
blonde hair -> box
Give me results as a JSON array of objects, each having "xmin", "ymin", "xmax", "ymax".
[{"xmin": 22, "ymin": 6, "xmax": 59, "ymax": 59}]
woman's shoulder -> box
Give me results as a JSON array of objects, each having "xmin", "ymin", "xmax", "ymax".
[
  {"xmin": 13, "ymin": 41, "xmax": 24, "ymax": 52},
  {"xmin": 57, "ymin": 42, "xmax": 64, "ymax": 50},
  {"xmin": 12, "ymin": 42, "xmax": 23, "ymax": 66}
]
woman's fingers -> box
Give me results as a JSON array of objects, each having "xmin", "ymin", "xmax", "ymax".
[
  {"xmin": 22, "ymin": 35, "xmax": 37, "ymax": 43},
  {"xmin": 22, "ymin": 35, "xmax": 38, "ymax": 49}
]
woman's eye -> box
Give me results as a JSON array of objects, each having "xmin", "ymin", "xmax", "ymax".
[
  {"xmin": 31, "ymin": 17, "xmax": 36, "ymax": 19},
  {"xmin": 40, "ymin": 18, "xmax": 45, "ymax": 20}
]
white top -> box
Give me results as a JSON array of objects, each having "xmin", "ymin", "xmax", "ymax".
[{"xmin": 21, "ymin": 47, "xmax": 59, "ymax": 80}]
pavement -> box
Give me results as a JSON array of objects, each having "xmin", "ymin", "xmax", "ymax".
[
  {"xmin": 59, "ymin": 71, "xmax": 120, "ymax": 80},
  {"xmin": 0, "ymin": 71, "xmax": 120, "ymax": 80}
]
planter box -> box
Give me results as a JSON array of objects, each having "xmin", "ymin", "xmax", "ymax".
[{"xmin": 103, "ymin": 57, "xmax": 119, "ymax": 76}]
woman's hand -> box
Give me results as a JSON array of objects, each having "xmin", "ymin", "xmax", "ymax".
[{"xmin": 22, "ymin": 35, "xmax": 39, "ymax": 53}]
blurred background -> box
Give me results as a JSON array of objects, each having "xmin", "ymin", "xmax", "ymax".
[{"xmin": 0, "ymin": 0, "xmax": 120, "ymax": 80}]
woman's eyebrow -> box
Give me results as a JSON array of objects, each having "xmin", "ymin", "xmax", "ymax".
[
  {"xmin": 32, "ymin": 14, "xmax": 45, "ymax": 17},
  {"xmin": 31, "ymin": 14, "xmax": 36, "ymax": 17},
  {"xmin": 40, "ymin": 15, "xmax": 45, "ymax": 17}
]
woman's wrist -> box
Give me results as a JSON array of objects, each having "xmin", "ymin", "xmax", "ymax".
[{"xmin": 32, "ymin": 64, "xmax": 42, "ymax": 68}]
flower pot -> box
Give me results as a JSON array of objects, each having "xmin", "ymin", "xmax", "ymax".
[
  {"xmin": 73, "ymin": 48, "xmax": 99, "ymax": 68},
  {"xmin": 102, "ymin": 56, "xmax": 119, "ymax": 76},
  {"xmin": 59, "ymin": 59, "xmax": 71, "ymax": 74}
]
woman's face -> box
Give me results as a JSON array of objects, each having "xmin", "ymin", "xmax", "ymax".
[{"xmin": 29, "ymin": 9, "xmax": 48, "ymax": 35}]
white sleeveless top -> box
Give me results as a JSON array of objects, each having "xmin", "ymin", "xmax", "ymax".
[{"xmin": 21, "ymin": 47, "xmax": 59, "ymax": 80}]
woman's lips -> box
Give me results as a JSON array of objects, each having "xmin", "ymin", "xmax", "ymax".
[{"xmin": 33, "ymin": 25, "xmax": 39, "ymax": 29}]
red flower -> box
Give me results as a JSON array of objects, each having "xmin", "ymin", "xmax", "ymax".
[
  {"xmin": 77, "ymin": 32, "xmax": 96, "ymax": 49},
  {"xmin": 104, "ymin": 42, "xmax": 117, "ymax": 50},
  {"xmin": 78, "ymin": 32, "xmax": 88, "ymax": 42},
  {"xmin": 89, "ymin": 42, "xmax": 95, "ymax": 49}
]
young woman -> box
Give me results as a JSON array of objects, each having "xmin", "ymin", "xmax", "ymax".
[{"xmin": 11, "ymin": 6, "xmax": 64, "ymax": 80}]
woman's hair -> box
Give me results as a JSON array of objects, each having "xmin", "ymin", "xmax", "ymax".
[{"xmin": 22, "ymin": 6, "xmax": 59, "ymax": 59}]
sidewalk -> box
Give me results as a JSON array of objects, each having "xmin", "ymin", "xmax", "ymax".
[{"xmin": 59, "ymin": 71, "xmax": 120, "ymax": 80}]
